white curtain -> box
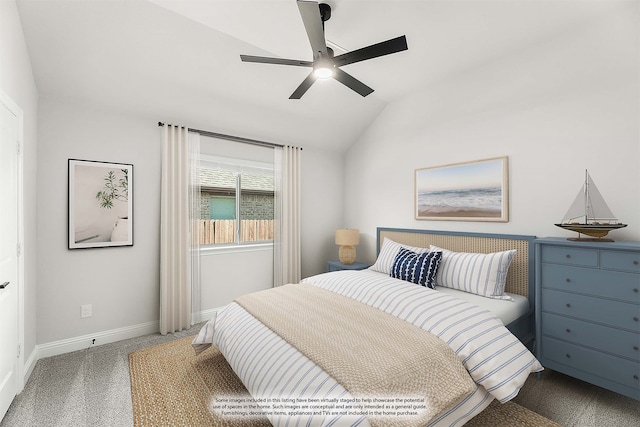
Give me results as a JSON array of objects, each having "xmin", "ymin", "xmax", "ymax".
[
  {"xmin": 160, "ymin": 125, "xmax": 201, "ymax": 334},
  {"xmin": 273, "ymin": 145, "xmax": 302, "ymax": 286},
  {"xmin": 189, "ymin": 133, "xmax": 201, "ymax": 324}
]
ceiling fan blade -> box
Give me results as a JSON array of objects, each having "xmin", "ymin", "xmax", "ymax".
[
  {"xmin": 240, "ymin": 55, "xmax": 312, "ymax": 67},
  {"xmin": 289, "ymin": 73, "xmax": 316, "ymax": 99},
  {"xmin": 334, "ymin": 35, "xmax": 408, "ymax": 67},
  {"xmin": 297, "ymin": 0, "xmax": 328, "ymax": 57},
  {"xmin": 333, "ymin": 68, "xmax": 374, "ymax": 97}
]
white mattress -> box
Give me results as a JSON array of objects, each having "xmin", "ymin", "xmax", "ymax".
[{"xmin": 435, "ymin": 286, "xmax": 530, "ymax": 326}]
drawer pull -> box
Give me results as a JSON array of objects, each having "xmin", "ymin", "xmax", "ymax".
[
  {"xmin": 566, "ymin": 328, "xmax": 571, "ymax": 333},
  {"xmin": 634, "ymin": 288, "xmax": 639, "ymax": 293},
  {"xmin": 634, "ymin": 317, "xmax": 639, "ymax": 322},
  {"xmin": 565, "ymin": 278, "xmax": 571, "ymax": 283},
  {"xmin": 566, "ymin": 303, "xmax": 571, "ymax": 308},
  {"xmin": 634, "ymin": 346, "xmax": 639, "ymax": 351},
  {"xmin": 634, "ymin": 375, "xmax": 639, "ymax": 380},
  {"xmin": 565, "ymin": 354, "xmax": 571, "ymax": 358},
  {"xmin": 634, "ymin": 260, "xmax": 639, "ymax": 265},
  {"xmin": 565, "ymin": 254, "xmax": 571, "ymax": 259}
]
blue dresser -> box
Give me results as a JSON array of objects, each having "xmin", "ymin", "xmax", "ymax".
[{"xmin": 535, "ymin": 237, "xmax": 640, "ymax": 400}]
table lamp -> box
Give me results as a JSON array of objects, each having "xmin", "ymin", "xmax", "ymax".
[{"xmin": 335, "ymin": 229, "xmax": 359, "ymax": 265}]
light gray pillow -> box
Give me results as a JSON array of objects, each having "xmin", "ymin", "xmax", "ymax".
[{"xmin": 430, "ymin": 245, "xmax": 516, "ymax": 300}]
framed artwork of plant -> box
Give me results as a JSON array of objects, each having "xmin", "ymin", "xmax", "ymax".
[{"xmin": 68, "ymin": 159, "xmax": 133, "ymax": 249}]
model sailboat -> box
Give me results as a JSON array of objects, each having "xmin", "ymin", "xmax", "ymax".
[{"xmin": 555, "ymin": 170, "xmax": 627, "ymax": 241}]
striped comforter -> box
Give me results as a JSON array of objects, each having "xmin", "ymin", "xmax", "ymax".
[{"xmin": 193, "ymin": 270, "xmax": 543, "ymax": 426}]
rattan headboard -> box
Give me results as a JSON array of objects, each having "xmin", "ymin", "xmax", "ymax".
[{"xmin": 377, "ymin": 228, "xmax": 535, "ymax": 298}]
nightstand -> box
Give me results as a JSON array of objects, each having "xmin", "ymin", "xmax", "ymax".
[
  {"xmin": 535, "ymin": 237, "xmax": 640, "ymax": 400},
  {"xmin": 327, "ymin": 260, "xmax": 370, "ymax": 272}
]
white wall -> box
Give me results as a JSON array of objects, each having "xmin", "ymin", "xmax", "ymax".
[
  {"xmin": 344, "ymin": 4, "xmax": 640, "ymax": 264},
  {"xmin": 0, "ymin": 0, "xmax": 39, "ymax": 364},
  {"xmin": 35, "ymin": 97, "xmax": 344, "ymax": 344},
  {"xmin": 300, "ymin": 147, "xmax": 346, "ymax": 278},
  {"xmin": 36, "ymin": 98, "xmax": 161, "ymax": 343},
  {"xmin": 200, "ymin": 247, "xmax": 273, "ymax": 311}
]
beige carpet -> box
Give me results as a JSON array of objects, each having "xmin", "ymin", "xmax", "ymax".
[{"xmin": 129, "ymin": 336, "xmax": 561, "ymax": 427}]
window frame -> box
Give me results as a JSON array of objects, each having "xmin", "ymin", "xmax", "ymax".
[{"xmin": 198, "ymin": 154, "xmax": 275, "ymax": 248}]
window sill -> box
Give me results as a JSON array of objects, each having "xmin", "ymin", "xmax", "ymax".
[{"xmin": 200, "ymin": 242, "xmax": 273, "ymax": 256}]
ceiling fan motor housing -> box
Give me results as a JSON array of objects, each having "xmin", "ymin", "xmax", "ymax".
[{"xmin": 319, "ymin": 3, "xmax": 331, "ymax": 22}]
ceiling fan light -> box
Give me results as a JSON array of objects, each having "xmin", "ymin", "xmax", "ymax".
[{"xmin": 313, "ymin": 66, "xmax": 335, "ymax": 79}]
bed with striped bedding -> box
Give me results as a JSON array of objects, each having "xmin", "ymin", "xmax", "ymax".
[
  {"xmin": 193, "ymin": 268, "xmax": 542, "ymax": 426},
  {"xmin": 373, "ymin": 228, "xmax": 537, "ymax": 348}
]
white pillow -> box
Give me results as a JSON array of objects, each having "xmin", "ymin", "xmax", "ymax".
[
  {"xmin": 369, "ymin": 238, "xmax": 430, "ymax": 275},
  {"xmin": 430, "ymin": 245, "xmax": 516, "ymax": 300}
]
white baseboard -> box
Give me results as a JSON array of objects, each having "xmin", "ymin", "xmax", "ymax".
[
  {"xmin": 36, "ymin": 320, "xmax": 160, "ymax": 360},
  {"xmin": 30, "ymin": 305, "xmax": 222, "ymax": 361},
  {"xmin": 19, "ymin": 320, "xmax": 158, "ymax": 390},
  {"xmin": 22, "ymin": 307, "xmax": 223, "ymax": 387},
  {"xmin": 195, "ymin": 307, "xmax": 219, "ymax": 324},
  {"xmin": 22, "ymin": 347, "xmax": 38, "ymax": 389}
]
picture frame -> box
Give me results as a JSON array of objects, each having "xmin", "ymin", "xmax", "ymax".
[
  {"xmin": 68, "ymin": 159, "xmax": 133, "ymax": 249},
  {"xmin": 415, "ymin": 156, "xmax": 509, "ymax": 222}
]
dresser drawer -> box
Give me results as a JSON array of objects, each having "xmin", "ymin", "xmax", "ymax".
[
  {"xmin": 601, "ymin": 250, "xmax": 640, "ymax": 273},
  {"xmin": 542, "ymin": 289, "xmax": 640, "ymax": 332},
  {"xmin": 540, "ymin": 264, "xmax": 640, "ymax": 303},
  {"xmin": 542, "ymin": 312, "xmax": 640, "ymax": 360},
  {"xmin": 541, "ymin": 245, "xmax": 598, "ymax": 267},
  {"xmin": 542, "ymin": 336, "xmax": 640, "ymax": 390}
]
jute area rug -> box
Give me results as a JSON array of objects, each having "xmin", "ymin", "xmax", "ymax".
[{"xmin": 129, "ymin": 336, "xmax": 561, "ymax": 427}]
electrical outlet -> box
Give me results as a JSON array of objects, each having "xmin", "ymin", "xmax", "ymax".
[{"xmin": 81, "ymin": 304, "xmax": 92, "ymax": 318}]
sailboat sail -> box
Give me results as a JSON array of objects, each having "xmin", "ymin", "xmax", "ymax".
[
  {"xmin": 561, "ymin": 172, "xmax": 617, "ymax": 224},
  {"xmin": 584, "ymin": 176, "xmax": 616, "ymax": 223},
  {"xmin": 556, "ymin": 170, "xmax": 626, "ymax": 240},
  {"xmin": 562, "ymin": 187, "xmax": 588, "ymax": 224}
]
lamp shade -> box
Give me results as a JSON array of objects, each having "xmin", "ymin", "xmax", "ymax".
[{"xmin": 335, "ymin": 229, "xmax": 359, "ymax": 246}]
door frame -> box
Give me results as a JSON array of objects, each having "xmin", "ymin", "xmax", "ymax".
[{"xmin": 1, "ymin": 90, "xmax": 25, "ymax": 393}]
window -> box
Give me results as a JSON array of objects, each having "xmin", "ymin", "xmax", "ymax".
[{"xmin": 198, "ymin": 155, "xmax": 274, "ymax": 246}]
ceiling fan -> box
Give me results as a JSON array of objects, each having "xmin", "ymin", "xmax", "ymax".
[{"xmin": 240, "ymin": 0, "xmax": 408, "ymax": 99}]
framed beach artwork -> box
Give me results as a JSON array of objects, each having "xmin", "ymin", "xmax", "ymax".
[
  {"xmin": 415, "ymin": 156, "xmax": 509, "ymax": 222},
  {"xmin": 68, "ymin": 159, "xmax": 133, "ymax": 249}
]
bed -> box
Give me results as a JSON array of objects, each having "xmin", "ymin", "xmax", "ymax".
[
  {"xmin": 193, "ymin": 228, "xmax": 542, "ymax": 427},
  {"xmin": 374, "ymin": 228, "xmax": 536, "ymax": 348}
]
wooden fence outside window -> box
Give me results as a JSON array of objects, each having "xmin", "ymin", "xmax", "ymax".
[{"xmin": 198, "ymin": 219, "xmax": 274, "ymax": 245}]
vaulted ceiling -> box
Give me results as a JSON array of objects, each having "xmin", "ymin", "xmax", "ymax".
[{"xmin": 16, "ymin": 0, "xmax": 616, "ymax": 151}]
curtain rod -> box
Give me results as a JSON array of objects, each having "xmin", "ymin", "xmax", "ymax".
[{"xmin": 157, "ymin": 122, "xmax": 295, "ymax": 150}]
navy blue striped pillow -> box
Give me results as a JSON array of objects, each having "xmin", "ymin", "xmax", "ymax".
[{"xmin": 390, "ymin": 247, "xmax": 442, "ymax": 289}]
